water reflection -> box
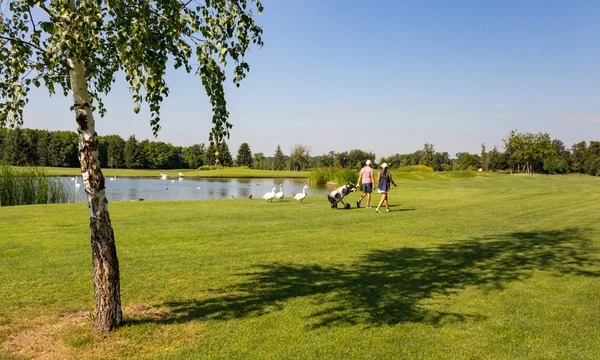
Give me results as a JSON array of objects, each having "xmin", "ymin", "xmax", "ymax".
[{"xmin": 60, "ymin": 177, "xmax": 328, "ymax": 202}]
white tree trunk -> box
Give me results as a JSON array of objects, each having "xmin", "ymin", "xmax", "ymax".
[{"xmin": 68, "ymin": 57, "xmax": 122, "ymax": 332}]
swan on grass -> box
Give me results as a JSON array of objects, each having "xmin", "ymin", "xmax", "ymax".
[
  {"xmin": 294, "ymin": 186, "xmax": 308, "ymax": 203},
  {"xmin": 275, "ymin": 184, "xmax": 284, "ymax": 201},
  {"xmin": 263, "ymin": 187, "xmax": 276, "ymax": 202},
  {"xmin": 179, "ymin": 172, "xmax": 184, "ymax": 177}
]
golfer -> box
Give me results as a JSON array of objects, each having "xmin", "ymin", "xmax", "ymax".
[
  {"xmin": 356, "ymin": 159, "xmax": 375, "ymax": 208},
  {"xmin": 375, "ymin": 163, "xmax": 396, "ymax": 213}
]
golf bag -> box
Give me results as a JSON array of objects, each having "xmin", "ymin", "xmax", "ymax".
[{"xmin": 327, "ymin": 182, "xmax": 357, "ymax": 209}]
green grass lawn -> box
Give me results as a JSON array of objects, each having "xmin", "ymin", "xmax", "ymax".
[
  {"xmin": 1, "ymin": 173, "xmax": 599, "ymax": 359},
  {"xmin": 41, "ymin": 166, "xmax": 307, "ymax": 178}
]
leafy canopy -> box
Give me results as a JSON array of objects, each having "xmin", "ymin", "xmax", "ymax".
[{"xmin": 0, "ymin": 0, "xmax": 263, "ymax": 143}]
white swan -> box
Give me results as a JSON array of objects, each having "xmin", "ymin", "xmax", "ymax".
[
  {"xmin": 178, "ymin": 172, "xmax": 184, "ymax": 177},
  {"xmin": 171, "ymin": 179, "xmax": 175, "ymax": 183},
  {"xmin": 263, "ymin": 187, "xmax": 276, "ymax": 202},
  {"xmin": 110, "ymin": 176, "xmax": 116, "ymax": 181},
  {"xmin": 294, "ymin": 186, "xmax": 308, "ymax": 203},
  {"xmin": 74, "ymin": 176, "xmax": 81, "ymax": 188},
  {"xmin": 160, "ymin": 173, "xmax": 167, "ymax": 180},
  {"xmin": 275, "ymin": 184, "xmax": 284, "ymax": 201}
]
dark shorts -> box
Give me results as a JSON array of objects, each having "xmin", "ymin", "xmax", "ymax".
[{"xmin": 361, "ymin": 183, "xmax": 373, "ymax": 194}]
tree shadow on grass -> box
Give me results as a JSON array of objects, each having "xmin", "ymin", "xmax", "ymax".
[{"xmin": 132, "ymin": 228, "xmax": 599, "ymax": 329}]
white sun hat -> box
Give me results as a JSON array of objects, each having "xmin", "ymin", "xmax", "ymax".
[
  {"xmin": 381, "ymin": 163, "xmax": 388, "ymax": 168},
  {"xmin": 366, "ymin": 160, "xmax": 372, "ymax": 165}
]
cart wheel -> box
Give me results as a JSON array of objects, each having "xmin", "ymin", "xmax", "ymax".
[{"xmin": 345, "ymin": 203, "xmax": 351, "ymax": 209}]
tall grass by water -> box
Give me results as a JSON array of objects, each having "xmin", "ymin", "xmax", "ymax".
[
  {"xmin": 0, "ymin": 165, "xmax": 72, "ymax": 206},
  {"xmin": 307, "ymin": 167, "xmax": 358, "ymax": 187}
]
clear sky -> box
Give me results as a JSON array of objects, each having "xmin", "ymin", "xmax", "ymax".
[{"xmin": 21, "ymin": 0, "xmax": 600, "ymax": 159}]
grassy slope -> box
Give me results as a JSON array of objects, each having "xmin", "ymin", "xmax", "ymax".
[
  {"xmin": 0, "ymin": 173, "xmax": 599, "ymax": 359},
  {"xmin": 40, "ymin": 167, "xmax": 307, "ymax": 178}
]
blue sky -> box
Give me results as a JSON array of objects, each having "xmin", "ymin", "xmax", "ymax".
[{"xmin": 22, "ymin": 0, "xmax": 600, "ymax": 158}]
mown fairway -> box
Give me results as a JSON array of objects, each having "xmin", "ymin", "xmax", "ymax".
[{"xmin": 1, "ymin": 173, "xmax": 599, "ymax": 359}]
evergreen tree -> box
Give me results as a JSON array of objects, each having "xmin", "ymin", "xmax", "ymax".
[
  {"xmin": 219, "ymin": 141, "xmax": 233, "ymax": 167},
  {"xmin": 37, "ymin": 130, "xmax": 51, "ymax": 166},
  {"xmin": 106, "ymin": 135, "xmax": 125, "ymax": 169},
  {"xmin": 273, "ymin": 145, "xmax": 286, "ymax": 170},
  {"xmin": 236, "ymin": 142, "xmax": 253, "ymax": 167},
  {"xmin": 3, "ymin": 128, "xmax": 28, "ymax": 165},
  {"xmin": 124, "ymin": 135, "xmax": 141, "ymax": 169},
  {"xmin": 205, "ymin": 143, "xmax": 218, "ymax": 166}
]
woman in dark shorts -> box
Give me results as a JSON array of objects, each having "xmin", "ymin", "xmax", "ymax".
[{"xmin": 376, "ymin": 163, "xmax": 396, "ymax": 213}]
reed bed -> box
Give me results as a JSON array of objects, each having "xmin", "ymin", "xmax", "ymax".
[
  {"xmin": 0, "ymin": 165, "xmax": 72, "ymax": 206},
  {"xmin": 308, "ymin": 167, "xmax": 359, "ymax": 187}
]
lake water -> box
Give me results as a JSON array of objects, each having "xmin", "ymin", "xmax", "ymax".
[{"xmin": 62, "ymin": 177, "xmax": 330, "ymax": 202}]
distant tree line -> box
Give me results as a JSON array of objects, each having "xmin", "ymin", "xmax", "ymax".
[
  {"xmin": 1, "ymin": 128, "xmax": 598, "ymax": 176},
  {"xmin": 379, "ymin": 131, "xmax": 600, "ymax": 176}
]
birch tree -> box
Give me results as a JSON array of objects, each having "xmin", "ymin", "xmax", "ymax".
[{"xmin": 0, "ymin": 0, "xmax": 263, "ymax": 332}]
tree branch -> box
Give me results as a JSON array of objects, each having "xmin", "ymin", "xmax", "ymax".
[
  {"xmin": 28, "ymin": 7, "xmax": 37, "ymax": 32},
  {"xmin": 0, "ymin": 35, "xmax": 46, "ymax": 52}
]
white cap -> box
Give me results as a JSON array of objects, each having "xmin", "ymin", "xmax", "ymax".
[
  {"xmin": 381, "ymin": 163, "xmax": 388, "ymax": 168},
  {"xmin": 366, "ymin": 160, "xmax": 372, "ymax": 165}
]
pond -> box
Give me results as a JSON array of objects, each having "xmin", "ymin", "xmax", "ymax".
[{"xmin": 62, "ymin": 177, "xmax": 330, "ymax": 202}]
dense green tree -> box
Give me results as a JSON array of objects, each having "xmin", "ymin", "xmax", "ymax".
[
  {"xmin": 454, "ymin": 152, "xmax": 480, "ymax": 170},
  {"xmin": 252, "ymin": 152, "xmax": 265, "ymax": 169},
  {"xmin": 319, "ymin": 151, "xmax": 335, "ymax": 168},
  {"xmin": 273, "ymin": 145, "xmax": 286, "ymax": 171},
  {"xmin": 3, "ymin": 128, "xmax": 28, "ymax": 165},
  {"xmin": 205, "ymin": 143, "xmax": 218, "ymax": 166},
  {"xmin": 236, "ymin": 143, "xmax": 253, "ymax": 167},
  {"xmin": 488, "ymin": 146, "xmax": 506, "ymax": 172},
  {"xmin": 290, "ymin": 144, "xmax": 310, "ymax": 171},
  {"xmin": 432, "ymin": 151, "xmax": 452, "ymax": 171},
  {"xmin": 218, "ymin": 141, "xmax": 233, "ymax": 167},
  {"xmin": 124, "ymin": 135, "xmax": 142, "ymax": 169},
  {"xmin": 504, "ymin": 130, "xmax": 555, "ymax": 175},
  {"xmin": 480, "ymin": 143, "xmax": 488, "ymax": 171},
  {"xmin": 347, "ymin": 149, "xmax": 376, "ymax": 169},
  {"xmin": 570, "ymin": 141, "xmax": 588, "ymax": 173},
  {"xmin": 182, "ymin": 144, "xmax": 205, "ymax": 169},
  {"xmin": 106, "ymin": 135, "xmax": 125, "ymax": 169},
  {"xmin": 36, "ymin": 130, "xmax": 52, "ymax": 166},
  {"xmin": 421, "ymin": 143, "xmax": 434, "ymax": 167}
]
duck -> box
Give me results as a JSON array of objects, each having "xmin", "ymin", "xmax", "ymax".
[
  {"xmin": 248, "ymin": 193, "xmax": 253, "ymax": 199},
  {"xmin": 275, "ymin": 184, "xmax": 284, "ymax": 201},
  {"xmin": 294, "ymin": 186, "xmax": 308, "ymax": 203},
  {"xmin": 263, "ymin": 187, "xmax": 276, "ymax": 202}
]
